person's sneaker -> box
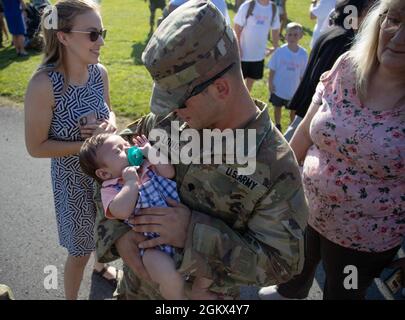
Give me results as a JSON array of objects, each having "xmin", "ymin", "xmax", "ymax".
[
  {"xmin": 258, "ymin": 285, "xmax": 292, "ymax": 300},
  {"xmin": 275, "ymin": 124, "xmax": 282, "ymax": 132},
  {"xmin": 0, "ymin": 284, "xmax": 15, "ymax": 300}
]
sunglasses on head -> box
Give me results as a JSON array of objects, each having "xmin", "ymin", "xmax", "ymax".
[
  {"xmin": 68, "ymin": 29, "xmax": 107, "ymax": 42},
  {"xmin": 178, "ymin": 63, "xmax": 235, "ymax": 109}
]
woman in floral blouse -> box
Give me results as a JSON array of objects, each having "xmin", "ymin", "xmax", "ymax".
[{"xmin": 260, "ymin": 0, "xmax": 405, "ymax": 299}]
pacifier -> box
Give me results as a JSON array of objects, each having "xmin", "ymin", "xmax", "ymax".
[{"xmin": 127, "ymin": 146, "xmax": 144, "ymax": 166}]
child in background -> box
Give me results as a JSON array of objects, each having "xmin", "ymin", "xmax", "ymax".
[
  {"xmin": 268, "ymin": 22, "xmax": 308, "ymax": 132},
  {"xmin": 0, "ymin": 1, "xmax": 9, "ymax": 48},
  {"xmin": 79, "ymin": 133, "xmax": 215, "ymax": 300}
]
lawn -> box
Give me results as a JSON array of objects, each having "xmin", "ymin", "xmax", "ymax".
[{"xmin": 0, "ymin": 0, "xmax": 315, "ymax": 129}]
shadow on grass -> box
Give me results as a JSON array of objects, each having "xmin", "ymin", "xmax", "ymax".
[
  {"xmin": 0, "ymin": 46, "xmax": 42, "ymax": 70},
  {"xmin": 131, "ymin": 32, "xmax": 153, "ymax": 65},
  {"xmin": 226, "ymin": 0, "xmax": 237, "ymax": 13},
  {"xmin": 302, "ymin": 25, "xmax": 313, "ymax": 38}
]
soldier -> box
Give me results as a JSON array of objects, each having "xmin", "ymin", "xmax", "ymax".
[
  {"xmin": 145, "ymin": 0, "xmax": 166, "ymax": 34},
  {"xmin": 95, "ymin": 0, "xmax": 308, "ymax": 299}
]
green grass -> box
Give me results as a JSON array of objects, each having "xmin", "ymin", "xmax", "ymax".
[{"xmin": 0, "ymin": 0, "xmax": 314, "ymax": 128}]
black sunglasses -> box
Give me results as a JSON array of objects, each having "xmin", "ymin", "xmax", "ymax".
[
  {"xmin": 69, "ymin": 29, "xmax": 107, "ymax": 42},
  {"xmin": 179, "ymin": 63, "xmax": 235, "ymax": 109}
]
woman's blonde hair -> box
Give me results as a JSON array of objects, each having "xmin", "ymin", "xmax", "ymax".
[
  {"xmin": 37, "ymin": 0, "xmax": 99, "ymax": 85},
  {"xmin": 348, "ymin": 0, "xmax": 405, "ymax": 99}
]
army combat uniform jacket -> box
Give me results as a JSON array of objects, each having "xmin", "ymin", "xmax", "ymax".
[{"xmin": 94, "ymin": 101, "xmax": 309, "ymax": 299}]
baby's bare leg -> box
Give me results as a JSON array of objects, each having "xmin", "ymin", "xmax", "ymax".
[{"xmin": 143, "ymin": 249, "xmax": 186, "ymax": 300}]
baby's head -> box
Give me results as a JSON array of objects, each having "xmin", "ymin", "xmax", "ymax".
[
  {"xmin": 79, "ymin": 133, "xmax": 131, "ymax": 183},
  {"xmin": 285, "ymin": 22, "xmax": 304, "ymax": 45}
]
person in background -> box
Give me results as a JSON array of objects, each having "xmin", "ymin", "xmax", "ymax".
[
  {"xmin": 0, "ymin": 1, "xmax": 9, "ymax": 48},
  {"xmin": 309, "ymin": 0, "xmax": 336, "ymax": 48},
  {"xmin": 275, "ymin": 0, "xmax": 287, "ymax": 40},
  {"xmin": 2, "ymin": 0, "xmax": 28, "ymax": 56},
  {"xmin": 283, "ymin": 0, "xmax": 375, "ymax": 142},
  {"xmin": 168, "ymin": 0, "xmax": 230, "ymax": 24},
  {"xmin": 145, "ymin": 0, "xmax": 166, "ymax": 34},
  {"xmin": 234, "ymin": 0, "xmax": 280, "ymax": 92},
  {"xmin": 268, "ymin": 22, "xmax": 307, "ymax": 132}
]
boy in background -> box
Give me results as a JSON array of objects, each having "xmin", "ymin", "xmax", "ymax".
[{"xmin": 268, "ymin": 22, "xmax": 308, "ymax": 132}]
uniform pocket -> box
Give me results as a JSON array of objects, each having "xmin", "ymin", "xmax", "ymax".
[{"xmin": 192, "ymin": 223, "xmax": 257, "ymax": 284}]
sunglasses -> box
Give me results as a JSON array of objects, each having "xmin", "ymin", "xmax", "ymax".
[
  {"xmin": 178, "ymin": 63, "xmax": 235, "ymax": 109},
  {"xmin": 69, "ymin": 29, "xmax": 107, "ymax": 42},
  {"xmin": 380, "ymin": 12, "xmax": 405, "ymax": 35}
]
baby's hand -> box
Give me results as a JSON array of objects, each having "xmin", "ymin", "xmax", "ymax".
[
  {"xmin": 132, "ymin": 134, "xmax": 152, "ymax": 157},
  {"xmin": 122, "ymin": 166, "xmax": 139, "ymax": 182}
]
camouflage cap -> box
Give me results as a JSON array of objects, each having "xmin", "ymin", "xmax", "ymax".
[{"xmin": 142, "ymin": 0, "xmax": 240, "ymax": 115}]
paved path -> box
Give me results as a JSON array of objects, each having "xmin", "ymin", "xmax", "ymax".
[{"xmin": 0, "ymin": 105, "xmax": 403, "ymax": 300}]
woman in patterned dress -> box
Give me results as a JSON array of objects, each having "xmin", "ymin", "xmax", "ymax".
[
  {"xmin": 261, "ymin": 0, "xmax": 405, "ymax": 299},
  {"xmin": 24, "ymin": 0, "xmax": 118, "ymax": 299}
]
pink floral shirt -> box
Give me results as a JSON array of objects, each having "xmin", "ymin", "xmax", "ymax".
[{"xmin": 303, "ymin": 52, "xmax": 405, "ymax": 253}]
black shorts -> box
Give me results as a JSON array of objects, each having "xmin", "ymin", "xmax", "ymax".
[
  {"xmin": 270, "ymin": 93, "xmax": 290, "ymax": 108},
  {"xmin": 241, "ymin": 60, "xmax": 264, "ymax": 80},
  {"xmin": 149, "ymin": 0, "xmax": 166, "ymax": 11}
]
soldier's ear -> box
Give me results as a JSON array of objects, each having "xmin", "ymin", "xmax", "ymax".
[
  {"xmin": 212, "ymin": 77, "xmax": 230, "ymax": 101},
  {"xmin": 95, "ymin": 168, "xmax": 111, "ymax": 181}
]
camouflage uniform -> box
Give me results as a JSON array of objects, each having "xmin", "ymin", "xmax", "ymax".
[{"xmin": 95, "ymin": 0, "xmax": 308, "ymax": 299}]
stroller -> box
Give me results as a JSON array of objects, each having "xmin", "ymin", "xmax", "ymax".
[{"xmin": 24, "ymin": 0, "xmax": 50, "ymax": 51}]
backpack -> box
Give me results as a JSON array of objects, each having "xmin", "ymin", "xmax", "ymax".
[{"xmin": 244, "ymin": 0, "xmax": 277, "ymax": 27}]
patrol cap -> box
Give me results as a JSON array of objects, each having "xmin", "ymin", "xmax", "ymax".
[{"xmin": 142, "ymin": 0, "xmax": 240, "ymax": 115}]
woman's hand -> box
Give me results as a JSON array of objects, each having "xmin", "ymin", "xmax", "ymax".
[{"xmin": 80, "ymin": 119, "xmax": 117, "ymax": 139}]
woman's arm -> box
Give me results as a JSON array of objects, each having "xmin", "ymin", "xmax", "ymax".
[
  {"xmin": 289, "ymin": 100, "xmax": 321, "ymax": 164},
  {"xmin": 24, "ymin": 72, "xmax": 83, "ymax": 158}
]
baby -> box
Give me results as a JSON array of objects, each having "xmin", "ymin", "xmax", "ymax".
[{"xmin": 79, "ymin": 133, "xmax": 215, "ymax": 300}]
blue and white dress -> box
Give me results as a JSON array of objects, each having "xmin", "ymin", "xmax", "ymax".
[{"xmin": 48, "ymin": 64, "xmax": 110, "ymax": 257}]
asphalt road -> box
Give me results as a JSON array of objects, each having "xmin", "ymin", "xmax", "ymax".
[{"xmin": 0, "ymin": 105, "xmax": 403, "ymax": 300}]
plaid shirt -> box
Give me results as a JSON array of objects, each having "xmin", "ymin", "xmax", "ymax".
[
  {"xmin": 130, "ymin": 169, "xmax": 179, "ymax": 256},
  {"xmin": 101, "ymin": 167, "xmax": 179, "ymax": 257}
]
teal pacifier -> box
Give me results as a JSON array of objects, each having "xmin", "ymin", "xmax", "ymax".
[{"xmin": 127, "ymin": 146, "xmax": 144, "ymax": 166}]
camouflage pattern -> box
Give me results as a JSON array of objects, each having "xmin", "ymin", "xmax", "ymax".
[
  {"xmin": 95, "ymin": 101, "xmax": 309, "ymax": 299},
  {"xmin": 0, "ymin": 284, "xmax": 15, "ymax": 300},
  {"xmin": 94, "ymin": 0, "xmax": 308, "ymax": 299},
  {"xmin": 142, "ymin": 0, "xmax": 240, "ymax": 115}
]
